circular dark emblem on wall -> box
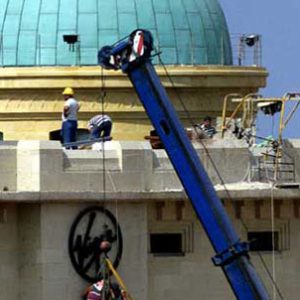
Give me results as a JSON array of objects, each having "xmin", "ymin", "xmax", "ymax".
[{"xmin": 68, "ymin": 206, "xmax": 123, "ymax": 282}]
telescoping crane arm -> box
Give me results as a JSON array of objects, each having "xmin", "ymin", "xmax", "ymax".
[{"xmin": 98, "ymin": 29, "xmax": 270, "ymax": 300}]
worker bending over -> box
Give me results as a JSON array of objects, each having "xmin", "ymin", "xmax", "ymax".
[{"xmin": 88, "ymin": 114, "xmax": 112, "ymax": 139}]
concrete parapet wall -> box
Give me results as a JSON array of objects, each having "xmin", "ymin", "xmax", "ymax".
[
  {"xmin": 0, "ymin": 139, "xmax": 300, "ymax": 300},
  {"xmin": 11, "ymin": 139, "xmax": 250, "ymax": 194},
  {"xmin": 0, "ymin": 142, "xmax": 17, "ymax": 191},
  {"xmin": 4, "ymin": 139, "xmax": 300, "ymax": 200},
  {"xmin": 283, "ymin": 139, "xmax": 300, "ymax": 181}
]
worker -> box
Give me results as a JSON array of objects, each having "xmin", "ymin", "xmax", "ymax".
[
  {"xmin": 61, "ymin": 87, "xmax": 80, "ymax": 149},
  {"xmin": 87, "ymin": 114, "xmax": 112, "ymax": 139},
  {"xmin": 82, "ymin": 241, "xmax": 128, "ymax": 300},
  {"xmin": 83, "ymin": 280, "xmax": 127, "ymax": 300},
  {"xmin": 196, "ymin": 116, "xmax": 216, "ymax": 138}
]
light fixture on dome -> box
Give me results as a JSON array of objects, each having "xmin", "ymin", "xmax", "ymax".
[
  {"xmin": 242, "ymin": 34, "xmax": 260, "ymax": 47},
  {"xmin": 63, "ymin": 34, "xmax": 79, "ymax": 51},
  {"xmin": 238, "ymin": 33, "xmax": 261, "ymax": 66}
]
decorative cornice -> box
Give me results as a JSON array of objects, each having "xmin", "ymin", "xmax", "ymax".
[{"xmin": 0, "ymin": 66, "xmax": 268, "ymax": 89}]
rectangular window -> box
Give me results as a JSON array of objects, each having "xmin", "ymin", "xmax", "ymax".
[
  {"xmin": 150, "ymin": 233, "xmax": 183, "ymax": 256},
  {"xmin": 248, "ymin": 231, "xmax": 279, "ymax": 252}
]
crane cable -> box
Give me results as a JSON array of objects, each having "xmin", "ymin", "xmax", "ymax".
[
  {"xmin": 100, "ymin": 66, "xmax": 109, "ymax": 300},
  {"xmin": 271, "ymin": 182, "xmax": 277, "ymax": 300},
  {"xmin": 100, "ymin": 66, "xmax": 123, "ymax": 298},
  {"xmin": 102, "ymin": 66, "xmax": 121, "ymax": 288},
  {"xmin": 100, "ymin": 66, "xmax": 107, "ymax": 204},
  {"xmin": 263, "ymin": 113, "xmax": 279, "ymax": 300},
  {"xmin": 100, "ymin": 67, "xmax": 120, "ymax": 245},
  {"xmin": 157, "ymin": 54, "xmax": 285, "ymax": 300},
  {"xmin": 262, "ymin": 158, "xmax": 280, "ymax": 300}
]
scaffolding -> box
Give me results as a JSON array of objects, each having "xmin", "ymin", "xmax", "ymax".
[{"xmin": 221, "ymin": 92, "xmax": 300, "ymax": 182}]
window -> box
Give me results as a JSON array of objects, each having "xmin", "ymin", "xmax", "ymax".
[
  {"xmin": 248, "ymin": 231, "xmax": 279, "ymax": 252},
  {"xmin": 245, "ymin": 219, "xmax": 290, "ymax": 252},
  {"xmin": 149, "ymin": 220, "xmax": 194, "ymax": 256},
  {"xmin": 150, "ymin": 233, "xmax": 183, "ymax": 256}
]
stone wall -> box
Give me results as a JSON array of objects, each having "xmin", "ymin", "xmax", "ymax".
[
  {"xmin": 0, "ymin": 142, "xmax": 17, "ymax": 191},
  {"xmin": 14, "ymin": 140, "xmax": 250, "ymax": 193},
  {"xmin": 148, "ymin": 200, "xmax": 300, "ymax": 300},
  {"xmin": 0, "ymin": 66, "xmax": 267, "ymax": 140},
  {"xmin": 0, "ymin": 199, "xmax": 300, "ymax": 300},
  {"xmin": 0, "ymin": 204, "xmax": 18, "ymax": 299},
  {"xmin": 0, "ymin": 140, "xmax": 299, "ymax": 299}
]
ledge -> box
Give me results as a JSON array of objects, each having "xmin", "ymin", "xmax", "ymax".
[
  {"xmin": 0, "ymin": 65, "xmax": 268, "ymax": 89},
  {"xmin": 0, "ymin": 184, "xmax": 298, "ymax": 203}
]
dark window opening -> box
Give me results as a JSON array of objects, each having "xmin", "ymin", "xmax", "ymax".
[
  {"xmin": 150, "ymin": 233, "xmax": 183, "ymax": 256},
  {"xmin": 248, "ymin": 231, "xmax": 279, "ymax": 251},
  {"xmin": 0, "ymin": 132, "xmax": 3, "ymax": 141}
]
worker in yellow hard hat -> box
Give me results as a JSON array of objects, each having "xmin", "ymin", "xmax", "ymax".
[
  {"xmin": 61, "ymin": 87, "xmax": 80, "ymax": 149},
  {"xmin": 62, "ymin": 87, "xmax": 74, "ymax": 96}
]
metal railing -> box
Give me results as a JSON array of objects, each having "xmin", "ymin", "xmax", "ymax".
[
  {"xmin": 0, "ymin": 32, "xmax": 263, "ymax": 67},
  {"xmin": 230, "ymin": 33, "xmax": 262, "ymax": 67}
]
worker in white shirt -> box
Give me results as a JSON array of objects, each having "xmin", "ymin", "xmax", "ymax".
[{"xmin": 61, "ymin": 87, "xmax": 80, "ymax": 148}]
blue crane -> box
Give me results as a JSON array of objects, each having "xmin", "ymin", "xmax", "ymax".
[{"xmin": 98, "ymin": 29, "xmax": 270, "ymax": 300}]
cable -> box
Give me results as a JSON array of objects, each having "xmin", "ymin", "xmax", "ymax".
[
  {"xmin": 283, "ymin": 100, "xmax": 300, "ymax": 129},
  {"xmin": 100, "ymin": 66, "xmax": 120, "ymax": 281},
  {"xmin": 261, "ymin": 156, "xmax": 285, "ymax": 300},
  {"xmin": 100, "ymin": 66, "xmax": 106, "ymax": 203},
  {"xmin": 271, "ymin": 183, "xmax": 277, "ymax": 300},
  {"xmin": 157, "ymin": 53, "xmax": 285, "ymax": 300}
]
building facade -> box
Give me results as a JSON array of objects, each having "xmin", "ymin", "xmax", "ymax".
[
  {"xmin": 1, "ymin": 1, "xmax": 298, "ymax": 300},
  {"xmin": 0, "ymin": 140, "xmax": 300, "ymax": 299}
]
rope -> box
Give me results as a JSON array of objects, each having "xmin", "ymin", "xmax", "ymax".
[
  {"xmin": 270, "ymin": 183, "xmax": 277, "ymax": 300},
  {"xmin": 100, "ymin": 66, "xmax": 120, "ymax": 286},
  {"xmin": 100, "ymin": 66, "xmax": 107, "ymax": 203},
  {"xmin": 262, "ymin": 157, "xmax": 279, "ymax": 300},
  {"xmin": 106, "ymin": 258, "xmax": 134, "ymax": 300},
  {"xmin": 263, "ymin": 154, "xmax": 284, "ymax": 300},
  {"xmin": 100, "ymin": 67, "xmax": 108, "ymax": 300},
  {"xmin": 283, "ymin": 100, "xmax": 300, "ymax": 129},
  {"xmin": 157, "ymin": 53, "xmax": 285, "ymax": 299},
  {"xmin": 258, "ymin": 165, "xmax": 285, "ymax": 300}
]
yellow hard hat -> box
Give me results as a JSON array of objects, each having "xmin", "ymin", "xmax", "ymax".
[{"xmin": 62, "ymin": 87, "xmax": 74, "ymax": 95}]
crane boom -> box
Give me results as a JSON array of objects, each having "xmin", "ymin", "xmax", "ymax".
[{"xmin": 98, "ymin": 29, "xmax": 270, "ymax": 300}]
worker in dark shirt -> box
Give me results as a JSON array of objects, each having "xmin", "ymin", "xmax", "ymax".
[
  {"xmin": 87, "ymin": 114, "xmax": 112, "ymax": 139},
  {"xmin": 82, "ymin": 241, "xmax": 128, "ymax": 300},
  {"xmin": 196, "ymin": 116, "xmax": 216, "ymax": 138},
  {"xmin": 84, "ymin": 280, "xmax": 127, "ymax": 300}
]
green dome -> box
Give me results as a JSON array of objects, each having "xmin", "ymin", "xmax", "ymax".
[{"xmin": 0, "ymin": 0, "xmax": 232, "ymax": 66}]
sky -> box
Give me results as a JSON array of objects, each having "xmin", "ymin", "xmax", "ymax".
[{"xmin": 219, "ymin": 1, "xmax": 300, "ymax": 139}]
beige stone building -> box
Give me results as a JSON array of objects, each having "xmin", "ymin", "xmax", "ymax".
[
  {"xmin": 1, "ymin": 139, "xmax": 300, "ymax": 299},
  {"xmin": 0, "ymin": 1, "xmax": 299, "ymax": 300},
  {"xmin": 0, "ymin": 66, "xmax": 267, "ymax": 141}
]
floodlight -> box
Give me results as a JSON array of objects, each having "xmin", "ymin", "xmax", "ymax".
[{"xmin": 63, "ymin": 34, "xmax": 78, "ymax": 44}]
